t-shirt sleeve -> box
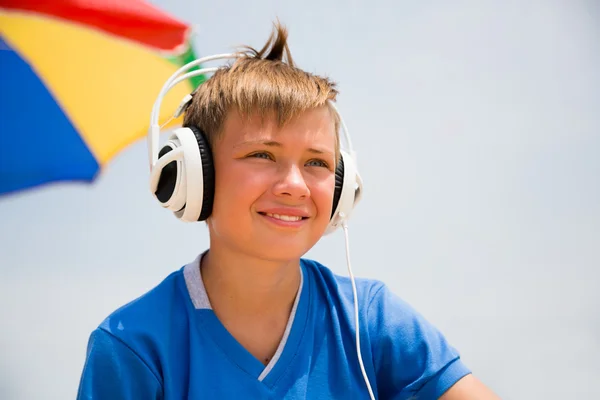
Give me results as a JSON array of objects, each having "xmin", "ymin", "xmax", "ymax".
[
  {"xmin": 77, "ymin": 328, "xmax": 163, "ymax": 400},
  {"xmin": 367, "ymin": 283, "xmax": 471, "ymax": 400}
]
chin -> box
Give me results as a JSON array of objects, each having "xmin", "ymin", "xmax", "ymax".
[
  {"xmin": 247, "ymin": 230, "xmax": 323, "ymax": 261},
  {"xmin": 209, "ymin": 218, "xmax": 327, "ymax": 261},
  {"xmin": 252, "ymin": 240, "xmax": 315, "ymax": 262}
]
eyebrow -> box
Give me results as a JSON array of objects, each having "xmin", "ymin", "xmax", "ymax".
[{"xmin": 234, "ymin": 140, "xmax": 331, "ymax": 155}]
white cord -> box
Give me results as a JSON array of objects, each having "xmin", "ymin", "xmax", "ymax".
[{"xmin": 342, "ymin": 222, "xmax": 376, "ymax": 400}]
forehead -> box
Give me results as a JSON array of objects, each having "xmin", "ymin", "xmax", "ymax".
[{"xmin": 220, "ymin": 106, "xmax": 336, "ymax": 145}]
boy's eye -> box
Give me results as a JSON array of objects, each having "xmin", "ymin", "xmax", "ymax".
[
  {"xmin": 248, "ymin": 152, "xmax": 273, "ymax": 160},
  {"xmin": 306, "ymin": 159, "xmax": 329, "ymax": 168},
  {"xmin": 246, "ymin": 152, "xmax": 330, "ymax": 169}
]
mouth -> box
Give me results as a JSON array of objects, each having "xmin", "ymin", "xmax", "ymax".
[{"xmin": 258, "ymin": 212, "xmax": 309, "ymax": 222}]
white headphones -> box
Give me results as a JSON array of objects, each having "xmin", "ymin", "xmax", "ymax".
[{"xmin": 147, "ymin": 53, "xmax": 363, "ymax": 235}]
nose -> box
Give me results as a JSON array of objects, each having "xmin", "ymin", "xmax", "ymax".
[{"xmin": 273, "ymin": 163, "xmax": 310, "ymax": 199}]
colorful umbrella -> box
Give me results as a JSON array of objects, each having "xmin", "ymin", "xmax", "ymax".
[{"xmin": 0, "ymin": 0, "xmax": 204, "ymax": 196}]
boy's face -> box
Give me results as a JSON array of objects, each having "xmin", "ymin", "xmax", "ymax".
[{"xmin": 207, "ymin": 105, "xmax": 337, "ymax": 262}]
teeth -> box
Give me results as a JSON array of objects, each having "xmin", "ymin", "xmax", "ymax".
[{"xmin": 265, "ymin": 213, "xmax": 302, "ymax": 222}]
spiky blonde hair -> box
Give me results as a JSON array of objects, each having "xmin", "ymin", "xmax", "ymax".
[{"xmin": 183, "ymin": 21, "xmax": 341, "ymax": 162}]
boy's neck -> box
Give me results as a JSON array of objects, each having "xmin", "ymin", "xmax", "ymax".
[{"xmin": 199, "ymin": 244, "xmax": 302, "ymax": 317}]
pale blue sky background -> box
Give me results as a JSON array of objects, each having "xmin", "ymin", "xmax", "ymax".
[{"xmin": 1, "ymin": 1, "xmax": 599, "ymax": 399}]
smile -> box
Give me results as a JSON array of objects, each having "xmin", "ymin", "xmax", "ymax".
[
  {"xmin": 257, "ymin": 211, "xmax": 309, "ymax": 227},
  {"xmin": 265, "ymin": 213, "xmax": 304, "ymax": 222}
]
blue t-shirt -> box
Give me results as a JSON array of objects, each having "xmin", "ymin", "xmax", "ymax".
[{"xmin": 77, "ymin": 255, "xmax": 470, "ymax": 399}]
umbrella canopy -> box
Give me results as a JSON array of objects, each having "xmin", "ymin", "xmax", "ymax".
[{"xmin": 0, "ymin": 0, "xmax": 204, "ymax": 196}]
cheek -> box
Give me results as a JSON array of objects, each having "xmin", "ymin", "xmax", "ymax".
[
  {"xmin": 214, "ymin": 165, "xmax": 265, "ymax": 209},
  {"xmin": 311, "ymin": 176, "xmax": 336, "ymax": 215}
]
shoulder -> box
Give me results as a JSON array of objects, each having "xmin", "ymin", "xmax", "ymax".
[
  {"xmin": 89, "ymin": 260, "xmax": 193, "ymax": 373},
  {"xmin": 300, "ymin": 257, "xmax": 385, "ymax": 310},
  {"xmin": 300, "ymin": 257, "xmax": 424, "ymax": 325},
  {"xmin": 300, "ymin": 258, "xmax": 423, "ymax": 324},
  {"xmin": 300, "ymin": 257, "xmax": 434, "ymax": 335},
  {"xmin": 78, "ymin": 260, "xmax": 194, "ymax": 399},
  {"xmin": 98, "ymin": 265, "xmax": 189, "ymax": 341},
  {"xmin": 301, "ymin": 258, "xmax": 471, "ymax": 399}
]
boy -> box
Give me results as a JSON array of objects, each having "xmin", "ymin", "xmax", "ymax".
[{"xmin": 77, "ymin": 22, "xmax": 499, "ymax": 399}]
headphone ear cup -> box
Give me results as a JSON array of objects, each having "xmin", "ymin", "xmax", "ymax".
[
  {"xmin": 325, "ymin": 150, "xmax": 361, "ymax": 235},
  {"xmin": 188, "ymin": 126, "xmax": 215, "ymax": 221},
  {"xmin": 149, "ymin": 126, "xmax": 214, "ymax": 222},
  {"xmin": 331, "ymin": 155, "xmax": 345, "ymax": 219},
  {"xmin": 154, "ymin": 145, "xmax": 179, "ymax": 204}
]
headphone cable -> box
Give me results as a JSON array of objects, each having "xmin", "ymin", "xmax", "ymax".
[{"xmin": 342, "ymin": 221, "xmax": 376, "ymax": 400}]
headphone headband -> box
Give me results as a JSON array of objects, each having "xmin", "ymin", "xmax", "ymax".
[
  {"xmin": 148, "ymin": 53, "xmax": 243, "ymax": 168},
  {"xmin": 147, "ymin": 53, "xmax": 355, "ymax": 169}
]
